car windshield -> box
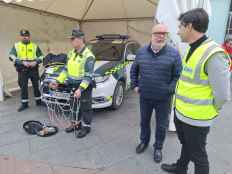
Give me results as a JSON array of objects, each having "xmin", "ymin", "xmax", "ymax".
[{"xmin": 88, "ymin": 42, "xmax": 123, "ymax": 61}]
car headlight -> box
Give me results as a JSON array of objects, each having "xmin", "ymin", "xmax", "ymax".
[
  {"xmin": 45, "ymin": 67, "xmax": 54, "ymax": 74},
  {"xmin": 94, "ymin": 75, "xmax": 110, "ymax": 83}
]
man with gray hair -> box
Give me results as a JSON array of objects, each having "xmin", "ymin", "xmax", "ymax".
[{"xmin": 131, "ymin": 23, "xmax": 182, "ymax": 163}]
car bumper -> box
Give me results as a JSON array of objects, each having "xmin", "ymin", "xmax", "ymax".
[{"xmin": 92, "ymin": 78, "xmax": 116, "ymax": 109}]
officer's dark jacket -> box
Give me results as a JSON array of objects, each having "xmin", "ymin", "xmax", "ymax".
[{"xmin": 130, "ymin": 44, "xmax": 182, "ymax": 100}]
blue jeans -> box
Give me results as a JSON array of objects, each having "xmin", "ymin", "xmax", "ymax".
[{"xmin": 139, "ymin": 97, "xmax": 171, "ymax": 150}]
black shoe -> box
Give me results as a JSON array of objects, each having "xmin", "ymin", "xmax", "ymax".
[
  {"xmin": 17, "ymin": 104, "xmax": 29, "ymax": 112},
  {"xmin": 76, "ymin": 127, "xmax": 91, "ymax": 138},
  {"xmin": 154, "ymin": 149, "xmax": 162, "ymax": 163},
  {"xmin": 136, "ymin": 143, "xmax": 148, "ymax": 154},
  {"xmin": 161, "ymin": 163, "xmax": 177, "ymax": 173},
  {"xmin": 65, "ymin": 122, "xmax": 81, "ymax": 133}
]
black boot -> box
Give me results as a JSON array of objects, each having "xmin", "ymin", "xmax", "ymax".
[
  {"xmin": 161, "ymin": 163, "xmax": 177, "ymax": 173},
  {"xmin": 154, "ymin": 149, "xmax": 162, "ymax": 163},
  {"xmin": 76, "ymin": 126, "xmax": 91, "ymax": 138},
  {"xmin": 65, "ymin": 122, "xmax": 82, "ymax": 133},
  {"xmin": 161, "ymin": 163, "xmax": 188, "ymax": 174},
  {"xmin": 18, "ymin": 103, "xmax": 29, "ymax": 112}
]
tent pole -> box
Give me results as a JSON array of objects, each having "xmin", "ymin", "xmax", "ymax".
[
  {"xmin": 79, "ymin": 21, "xmax": 84, "ymax": 31},
  {"xmin": 81, "ymin": 0, "xmax": 95, "ymax": 21},
  {"xmin": 83, "ymin": 17, "xmax": 153, "ymax": 23},
  {"xmin": 146, "ymin": 0, "xmax": 158, "ymax": 6}
]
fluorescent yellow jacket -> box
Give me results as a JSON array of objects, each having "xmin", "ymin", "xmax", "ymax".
[
  {"xmin": 56, "ymin": 47, "xmax": 95, "ymax": 90},
  {"xmin": 9, "ymin": 41, "xmax": 43, "ymax": 63},
  {"xmin": 175, "ymin": 39, "xmax": 226, "ymax": 122}
]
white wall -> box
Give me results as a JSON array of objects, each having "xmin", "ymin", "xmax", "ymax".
[
  {"xmin": 207, "ymin": 0, "xmax": 231, "ymax": 43},
  {"xmin": 0, "ymin": 5, "xmax": 78, "ymax": 89}
]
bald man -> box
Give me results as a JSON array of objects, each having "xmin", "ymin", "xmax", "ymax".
[{"xmin": 130, "ymin": 24, "xmax": 182, "ymax": 163}]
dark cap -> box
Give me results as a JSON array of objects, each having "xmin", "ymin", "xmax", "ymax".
[
  {"xmin": 70, "ymin": 29, "xmax": 85, "ymax": 39},
  {"xmin": 20, "ymin": 29, "xmax": 30, "ymax": 36}
]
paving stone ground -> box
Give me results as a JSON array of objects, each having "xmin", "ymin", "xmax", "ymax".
[{"xmin": 0, "ymin": 90, "xmax": 231, "ymax": 174}]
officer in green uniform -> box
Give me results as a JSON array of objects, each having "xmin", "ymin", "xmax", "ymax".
[
  {"xmin": 9, "ymin": 29, "xmax": 43, "ymax": 112},
  {"xmin": 49, "ymin": 29, "xmax": 95, "ymax": 138}
]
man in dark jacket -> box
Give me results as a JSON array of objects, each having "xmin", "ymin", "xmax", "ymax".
[{"xmin": 130, "ymin": 24, "xmax": 182, "ymax": 163}]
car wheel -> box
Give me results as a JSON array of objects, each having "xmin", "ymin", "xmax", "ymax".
[{"xmin": 111, "ymin": 81, "xmax": 125, "ymax": 109}]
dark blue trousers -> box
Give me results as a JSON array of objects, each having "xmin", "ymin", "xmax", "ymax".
[{"xmin": 139, "ymin": 97, "xmax": 171, "ymax": 150}]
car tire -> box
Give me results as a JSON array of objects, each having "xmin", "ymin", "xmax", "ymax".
[{"xmin": 111, "ymin": 81, "xmax": 125, "ymax": 110}]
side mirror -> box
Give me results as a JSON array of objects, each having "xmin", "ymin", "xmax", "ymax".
[{"xmin": 126, "ymin": 54, "xmax": 136, "ymax": 61}]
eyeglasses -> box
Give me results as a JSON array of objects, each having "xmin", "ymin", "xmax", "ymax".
[{"xmin": 152, "ymin": 32, "xmax": 168, "ymax": 36}]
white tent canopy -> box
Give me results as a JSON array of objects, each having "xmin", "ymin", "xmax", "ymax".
[
  {"xmin": 0, "ymin": 0, "xmax": 157, "ymax": 94},
  {"xmin": 1, "ymin": 0, "xmax": 156, "ymax": 21}
]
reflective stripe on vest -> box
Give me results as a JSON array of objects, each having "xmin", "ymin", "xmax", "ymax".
[
  {"xmin": 175, "ymin": 39, "xmax": 226, "ymax": 121},
  {"xmin": 15, "ymin": 42, "xmax": 37, "ymax": 61},
  {"xmin": 179, "ymin": 43, "xmax": 218, "ymax": 85},
  {"xmin": 175, "ymin": 94, "xmax": 213, "ymax": 105},
  {"xmin": 67, "ymin": 47, "xmax": 95, "ymax": 79}
]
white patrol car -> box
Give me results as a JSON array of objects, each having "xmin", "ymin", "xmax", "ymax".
[{"xmin": 89, "ymin": 34, "xmax": 140, "ymax": 109}]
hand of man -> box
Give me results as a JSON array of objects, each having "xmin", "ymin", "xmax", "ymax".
[
  {"xmin": 29, "ymin": 61, "xmax": 37, "ymax": 67},
  {"xmin": 74, "ymin": 88, "xmax": 82, "ymax": 99},
  {"xmin": 22, "ymin": 61, "xmax": 30, "ymax": 68},
  {"xmin": 134, "ymin": 87, "xmax": 139, "ymax": 94},
  {"xmin": 49, "ymin": 82, "xmax": 58, "ymax": 89}
]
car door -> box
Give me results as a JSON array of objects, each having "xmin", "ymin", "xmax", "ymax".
[{"xmin": 124, "ymin": 42, "xmax": 140, "ymax": 90}]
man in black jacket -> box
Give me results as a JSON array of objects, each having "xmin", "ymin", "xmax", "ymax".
[{"xmin": 130, "ymin": 24, "xmax": 182, "ymax": 163}]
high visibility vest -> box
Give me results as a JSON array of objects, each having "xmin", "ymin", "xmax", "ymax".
[
  {"xmin": 175, "ymin": 39, "xmax": 227, "ymax": 121},
  {"xmin": 67, "ymin": 47, "xmax": 95, "ymax": 78},
  {"xmin": 57, "ymin": 47, "xmax": 95, "ymax": 83},
  {"xmin": 15, "ymin": 42, "xmax": 37, "ymax": 61}
]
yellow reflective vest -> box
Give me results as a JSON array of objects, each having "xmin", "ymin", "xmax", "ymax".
[
  {"xmin": 57, "ymin": 47, "xmax": 95, "ymax": 89},
  {"xmin": 15, "ymin": 42, "xmax": 38, "ymax": 61},
  {"xmin": 175, "ymin": 39, "xmax": 227, "ymax": 121}
]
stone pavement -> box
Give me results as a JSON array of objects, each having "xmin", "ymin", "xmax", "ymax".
[{"xmin": 0, "ymin": 91, "xmax": 231, "ymax": 174}]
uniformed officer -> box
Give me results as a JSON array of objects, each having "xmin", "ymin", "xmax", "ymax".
[
  {"xmin": 49, "ymin": 29, "xmax": 95, "ymax": 138},
  {"xmin": 9, "ymin": 29, "xmax": 43, "ymax": 112}
]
